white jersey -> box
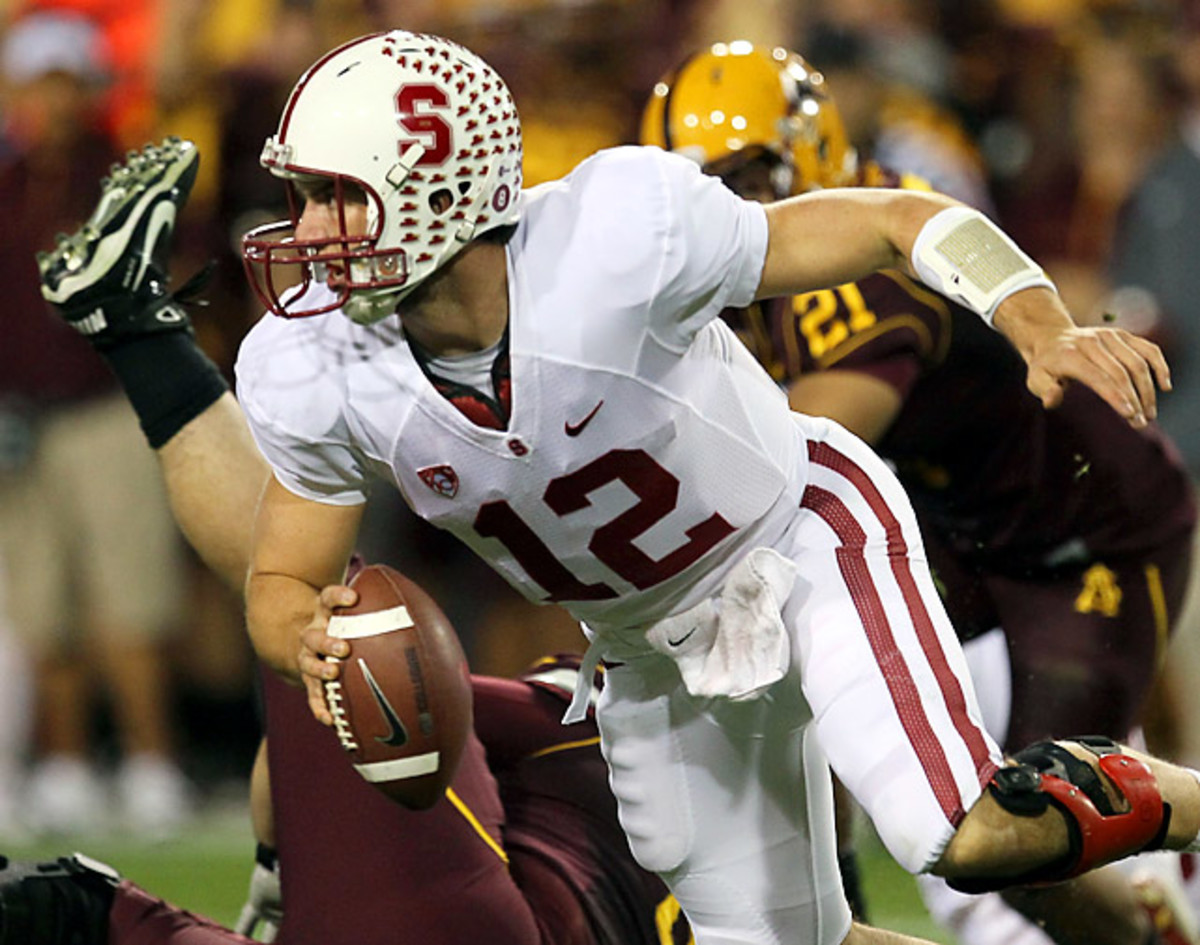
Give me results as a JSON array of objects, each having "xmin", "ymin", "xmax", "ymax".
[
  {"xmin": 236, "ymin": 146, "xmax": 806, "ymax": 630},
  {"xmin": 238, "ymin": 146, "xmax": 1000, "ymax": 936}
]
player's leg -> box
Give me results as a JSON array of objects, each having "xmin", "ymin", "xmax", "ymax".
[
  {"xmin": 0, "ymin": 851, "xmax": 259, "ymax": 945},
  {"xmin": 36, "ymin": 139, "xmax": 259, "ymax": 594},
  {"xmin": 594, "ymin": 652, "xmax": 857, "ymax": 945},
  {"xmin": 593, "ymin": 652, "xmax": 947, "ymax": 945},
  {"xmin": 153, "ymin": 392, "xmax": 268, "ymax": 592},
  {"xmin": 792, "ymin": 419, "xmax": 1002, "ymax": 877},
  {"xmin": 793, "ymin": 420, "xmax": 1200, "ymax": 890}
]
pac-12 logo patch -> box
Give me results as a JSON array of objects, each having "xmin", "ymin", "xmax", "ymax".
[{"xmin": 418, "ymin": 465, "xmax": 459, "ymax": 498}]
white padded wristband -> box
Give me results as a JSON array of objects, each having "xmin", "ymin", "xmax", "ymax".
[{"xmin": 911, "ymin": 206, "xmax": 1055, "ymax": 326}]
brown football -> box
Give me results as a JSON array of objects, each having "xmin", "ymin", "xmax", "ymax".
[{"xmin": 324, "ymin": 564, "xmax": 472, "ymax": 809}]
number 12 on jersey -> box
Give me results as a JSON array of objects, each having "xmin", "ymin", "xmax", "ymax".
[{"xmin": 473, "ymin": 448, "xmax": 736, "ymax": 602}]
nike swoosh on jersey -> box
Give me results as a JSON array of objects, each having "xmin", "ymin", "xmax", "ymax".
[
  {"xmin": 667, "ymin": 626, "xmax": 698, "ymax": 647},
  {"xmin": 564, "ymin": 400, "xmax": 604, "ymax": 436},
  {"xmin": 359, "ymin": 659, "xmax": 410, "ymax": 747}
]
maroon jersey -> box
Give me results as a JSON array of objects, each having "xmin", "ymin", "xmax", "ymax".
[
  {"xmin": 730, "ymin": 273, "xmax": 1195, "ymax": 581},
  {"xmin": 0, "ymin": 133, "xmax": 120, "ymax": 405}
]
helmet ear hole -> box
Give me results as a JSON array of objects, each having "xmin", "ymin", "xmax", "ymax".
[{"xmin": 429, "ymin": 188, "xmax": 454, "ymax": 216}]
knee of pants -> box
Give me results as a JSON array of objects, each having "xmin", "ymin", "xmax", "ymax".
[
  {"xmin": 597, "ymin": 692, "xmax": 693, "ymax": 874},
  {"xmin": 673, "ymin": 868, "xmax": 853, "ymax": 945}
]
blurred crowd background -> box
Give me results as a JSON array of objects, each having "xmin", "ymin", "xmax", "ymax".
[{"xmin": 1, "ymin": 0, "xmax": 1199, "ymax": 846}]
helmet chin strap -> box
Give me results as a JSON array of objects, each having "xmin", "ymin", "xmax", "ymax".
[
  {"xmin": 344, "ymin": 288, "xmax": 403, "ymax": 325},
  {"xmin": 343, "ymin": 152, "xmax": 513, "ymax": 325}
]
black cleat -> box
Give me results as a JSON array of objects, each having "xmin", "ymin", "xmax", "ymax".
[
  {"xmin": 0, "ymin": 853, "xmax": 119, "ymax": 945},
  {"xmin": 37, "ymin": 137, "xmax": 200, "ymax": 348}
]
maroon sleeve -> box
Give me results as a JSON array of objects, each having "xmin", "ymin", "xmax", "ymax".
[{"xmin": 109, "ymin": 882, "xmax": 259, "ymax": 945}]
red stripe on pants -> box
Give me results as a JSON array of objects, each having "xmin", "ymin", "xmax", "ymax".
[{"xmin": 805, "ymin": 440, "xmax": 997, "ymax": 824}]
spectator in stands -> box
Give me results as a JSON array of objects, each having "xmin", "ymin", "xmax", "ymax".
[{"xmin": 0, "ymin": 9, "xmax": 191, "ymax": 836}]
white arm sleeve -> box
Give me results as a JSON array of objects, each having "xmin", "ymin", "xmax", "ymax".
[{"xmin": 241, "ymin": 399, "xmax": 370, "ymax": 505}]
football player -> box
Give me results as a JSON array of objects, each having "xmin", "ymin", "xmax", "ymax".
[
  {"xmin": 31, "ymin": 30, "xmax": 1200, "ymax": 945},
  {"xmin": 9, "ymin": 154, "xmax": 894, "ymax": 945},
  {"xmin": 640, "ymin": 41, "xmax": 1199, "ymax": 945}
]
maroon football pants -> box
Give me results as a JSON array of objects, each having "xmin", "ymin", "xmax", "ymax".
[
  {"xmin": 929, "ymin": 531, "xmax": 1194, "ymax": 750},
  {"xmin": 108, "ymin": 668, "xmax": 592, "ymax": 945}
]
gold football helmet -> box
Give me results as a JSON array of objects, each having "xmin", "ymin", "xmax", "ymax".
[{"xmin": 640, "ymin": 41, "xmax": 855, "ymax": 198}]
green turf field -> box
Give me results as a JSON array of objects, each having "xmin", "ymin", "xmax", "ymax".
[{"xmin": 2, "ymin": 801, "xmax": 955, "ymax": 942}]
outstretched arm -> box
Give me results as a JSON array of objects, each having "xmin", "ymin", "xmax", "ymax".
[
  {"xmin": 988, "ymin": 286, "xmax": 1169, "ymax": 426},
  {"xmin": 758, "ymin": 188, "xmax": 1169, "ymax": 429}
]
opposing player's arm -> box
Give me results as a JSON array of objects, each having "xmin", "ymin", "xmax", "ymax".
[
  {"xmin": 157, "ymin": 392, "xmax": 270, "ymax": 592},
  {"xmin": 758, "ymin": 189, "xmax": 1169, "ymax": 429},
  {"xmin": 787, "ymin": 371, "xmax": 903, "ymax": 446},
  {"xmin": 246, "ymin": 477, "xmax": 363, "ymax": 720}
]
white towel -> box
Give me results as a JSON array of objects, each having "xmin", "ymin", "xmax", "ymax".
[
  {"xmin": 560, "ymin": 548, "xmax": 799, "ymax": 724},
  {"xmin": 646, "ymin": 547, "xmax": 797, "ymax": 701}
]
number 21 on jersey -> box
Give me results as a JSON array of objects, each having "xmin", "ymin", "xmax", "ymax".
[{"xmin": 795, "ymin": 282, "xmax": 878, "ymax": 360}]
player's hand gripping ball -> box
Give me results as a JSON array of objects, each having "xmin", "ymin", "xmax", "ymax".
[{"xmin": 324, "ymin": 565, "xmax": 473, "ymax": 809}]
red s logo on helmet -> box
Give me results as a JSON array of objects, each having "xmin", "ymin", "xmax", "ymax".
[{"xmin": 396, "ymin": 85, "xmax": 452, "ymax": 166}]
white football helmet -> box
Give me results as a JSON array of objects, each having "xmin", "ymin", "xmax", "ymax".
[{"xmin": 242, "ymin": 31, "xmax": 523, "ymax": 324}]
